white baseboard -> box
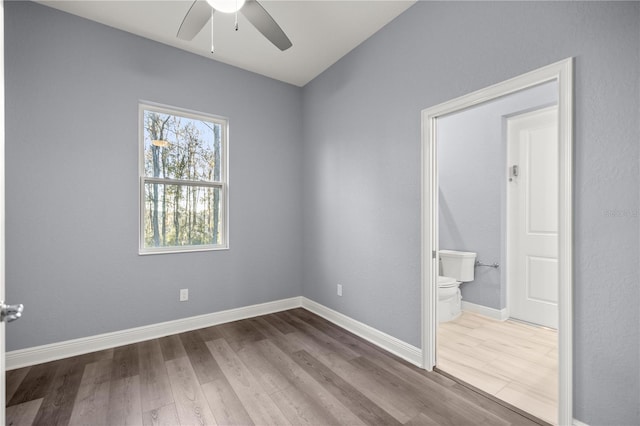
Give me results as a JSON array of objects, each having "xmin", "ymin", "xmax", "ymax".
[
  {"xmin": 572, "ymin": 419, "xmax": 589, "ymax": 426},
  {"xmin": 462, "ymin": 300, "xmax": 509, "ymax": 321},
  {"xmin": 301, "ymin": 297, "xmax": 422, "ymax": 367},
  {"xmin": 7, "ymin": 296, "xmax": 423, "ymax": 372},
  {"xmin": 6, "ymin": 296, "xmax": 302, "ymax": 370}
]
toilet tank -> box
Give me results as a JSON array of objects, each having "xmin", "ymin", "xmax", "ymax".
[{"xmin": 439, "ymin": 250, "xmax": 477, "ymax": 282}]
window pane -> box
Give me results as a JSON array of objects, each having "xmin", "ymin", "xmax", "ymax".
[
  {"xmin": 143, "ymin": 110, "xmax": 222, "ymax": 182},
  {"xmin": 143, "ymin": 183, "xmax": 223, "ymax": 248}
]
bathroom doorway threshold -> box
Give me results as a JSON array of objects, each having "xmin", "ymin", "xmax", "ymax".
[{"xmin": 434, "ymin": 367, "xmax": 552, "ymax": 426}]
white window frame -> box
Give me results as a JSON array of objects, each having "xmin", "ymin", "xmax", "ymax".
[{"xmin": 138, "ymin": 101, "xmax": 229, "ymax": 255}]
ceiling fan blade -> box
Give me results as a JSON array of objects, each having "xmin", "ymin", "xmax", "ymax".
[
  {"xmin": 240, "ymin": 0, "xmax": 292, "ymax": 51},
  {"xmin": 177, "ymin": 0, "xmax": 213, "ymax": 41}
]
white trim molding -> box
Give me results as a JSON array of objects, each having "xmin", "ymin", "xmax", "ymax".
[
  {"xmin": 301, "ymin": 297, "xmax": 422, "ymax": 367},
  {"xmin": 461, "ymin": 301, "xmax": 509, "ymax": 321},
  {"xmin": 6, "ymin": 297, "xmax": 302, "ymax": 370},
  {"xmin": 572, "ymin": 419, "xmax": 589, "ymax": 426},
  {"xmin": 7, "ymin": 296, "xmax": 423, "ymax": 373},
  {"xmin": 421, "ymin": 58, "xmax": 573, "ymax": 426}
]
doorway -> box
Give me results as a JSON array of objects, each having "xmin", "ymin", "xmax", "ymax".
[
  {"xmin": 421, "ymin": 58, "xmax": 573, "ymax": 425},
  {"xmin": 435, "ymin": 85, "xmax": 559, "ymax": 422}
]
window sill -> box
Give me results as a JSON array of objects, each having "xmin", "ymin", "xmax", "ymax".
[{"xmin": 138, "ymin": 245, "xmax": 229, "ymax": 255}]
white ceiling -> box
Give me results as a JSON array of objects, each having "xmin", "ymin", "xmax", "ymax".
[{"xmin": 37, "ymin": 0, "xmax": 416, "ymax": 87}]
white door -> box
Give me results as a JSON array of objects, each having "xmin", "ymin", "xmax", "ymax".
[{"xmin": 507, "ymin": 106, "xmax": 559, "ymax": 329}]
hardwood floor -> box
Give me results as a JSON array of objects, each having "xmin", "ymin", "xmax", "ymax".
[
  {"xmin": 437, "ymin": 311, "xmax": 558, "ymax": 425},
  {"xmin": 7, "ymin": 308, "xmax": 546, "ymax": 426}
]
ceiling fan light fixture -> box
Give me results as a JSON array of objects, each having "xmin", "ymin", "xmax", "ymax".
[{"xmin": 206, "ymin": 0, "xmax": 246, "ymax": 14}]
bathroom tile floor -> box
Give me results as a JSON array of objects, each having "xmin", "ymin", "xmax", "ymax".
[{"xmin": 437, "ymin": 311, "xmax": 558, "ymax": 425}]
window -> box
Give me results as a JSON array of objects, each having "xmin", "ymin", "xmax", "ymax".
[{"xmin": 139, "ymin": 102, "xmax": 228, "ymax": 254}]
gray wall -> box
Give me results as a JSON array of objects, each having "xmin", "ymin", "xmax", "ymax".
[
  {"xmin": 438, "ymin": 81, "xmax": 557, "ymax": 310},
  {"xmin": 5, "ymin": 1, "xmax": 640, "ymax": 425},
  {"xmin": 301, "ymin": 2, "xmax": 639, "ymax": 425},
  {"xmin": 5, "ymin": 1, "xmax": 303, "ymax": 350}
]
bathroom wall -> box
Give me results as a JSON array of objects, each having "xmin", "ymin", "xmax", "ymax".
[{"xmin": 437, "ymin": 81, "xmax": 557, "ymax": 310}]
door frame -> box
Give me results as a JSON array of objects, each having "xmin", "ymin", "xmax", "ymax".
[{"xmin": 420, "ymin": 58, "xmax": 573, "ymax": 425}]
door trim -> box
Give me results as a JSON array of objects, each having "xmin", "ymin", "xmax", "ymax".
[{"xmin": 420, "ymin": 58, "xmax": 573, "ymax": 425}]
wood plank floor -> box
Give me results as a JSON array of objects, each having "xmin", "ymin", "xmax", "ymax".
[
  {"xmin": 7, "ymin": 308, "xmax": 546, "ymax": 426},
  {"xmin": 437, "ymin": 311, "xmax": 558, "ymax": 425}
]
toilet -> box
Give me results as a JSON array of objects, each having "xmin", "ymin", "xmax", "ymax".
[{"xmin": 438, "ymin": 249, "xmax": 477, "ymax": 323}]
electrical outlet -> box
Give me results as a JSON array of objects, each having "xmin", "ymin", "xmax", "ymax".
[
  {"xmin": 337, "ymin": 284, "xmax": 343, "ymax": 296},
  {"xmin": 179, "ymin": 288, "xmax": 189, "ymax": 301}
]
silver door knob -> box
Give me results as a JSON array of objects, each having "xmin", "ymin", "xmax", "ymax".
[{"xmin": 1, "ymin": 302, "xmax": 24, "ymax": 323}]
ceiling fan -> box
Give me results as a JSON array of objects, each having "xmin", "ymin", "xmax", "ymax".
[{"xmin": 177, "ymin": 0, "xmax": 293, "ymax": 51}]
